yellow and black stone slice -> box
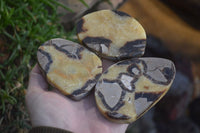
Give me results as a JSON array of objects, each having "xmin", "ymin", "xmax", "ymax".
[
  {"xmin": 77, "ymin": 10, "xmax": 146, "ymax": 60},
  {"xmin": 95, "ymin": 57, "xmax": 176, "ymax": 123},
  {"xmin": 37, "ymin": 38, "xmax": 102, "ymax": 100}
]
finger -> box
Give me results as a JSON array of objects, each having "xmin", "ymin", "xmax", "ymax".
[
  {"xmin": 31, "ymin": 63, "xmax": 42, "ymax": 74},
  {"xmin": 27, "ymin": 64, "xmax": 48, "ymax": 93}
]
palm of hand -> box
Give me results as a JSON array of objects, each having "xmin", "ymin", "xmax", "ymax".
[{"xmin": 26, "ymin": 64, "xmax": 128, "ymax": 133}]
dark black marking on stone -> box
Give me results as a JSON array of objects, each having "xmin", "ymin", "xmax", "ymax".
[
  {"xmin": 82, "ymin": 36, "xmax": 112, "ymax": 49},
  {"xmin": 125, "ymin": 59, "xmax": 147, "ymax": 74},
  {"xmin": 97, "ymin": 89, "xmax": 126, "ymax": 111},
  {"xmin": 70, "ymin": 89, "xmax": 87, "ymax": 96},
  {"xmin": 98, "ymin": 66, "xmax": 102, "ymax": 68},
  {"xmin": 38, "ymin": 49, "xmax": 53, "ymax": 73},
  {"xmin": 51, "ymin": 43, "xmax": 83, "ymax": 60},
  {"xmin": 144, "ymin": 65, "xmax": 175, "ymax": 85},
  {"xmin": 117, "ymin": 73, "xmax": 138, "ymax": 92},
  {"xmin": 113, "ymin": 58, "xmax": 147, "ymax": 75},
  {"xmin": 41, "ymin": 40, "xmax": 81, "ymax": 59},
  {"xmin": 95, "ymin": 73, "xmax": 102, "ymax": 81},
  {"xmin": 60, "ymin": 44, "xmax": 70, "ymax": 48},
  {"xmin": 116, "ymin": 59, "xmax": 134, "ymax": 65},
  {"xmin": 68, "ymin": 92, "xmax": 88, "ymax": 101},
  {"xmin": 112, "ymin": 10, "xmax": 131, "ymax": 17},
  {"xmin": 124, "ymin": 39, "xmax": 146, "ymax": 47},
  {"xmin": 106, "ymin": 112, "xmax": 131, "ymax": 120},
  {"xmin": 119, "ymin": 39, "xmax": 146, "ymax": 57},
  {"xmin": 57, "ymin": 44, "xmax": 84, "ymax": 59},
  {"xmin": 161, "ymin": 67, "xmax": 175, "ymax": 82},
  {"xmin": 139, "ymin": 59, "xmax": 148, "ymax": 73},
  {"xmin": 71, "ymin": 90, "xmax": 86, "ymax": 96},
  {"xmin": 135, "ymin": 91, "xmax": 164, "ymax": 102},
  {"xmin": 103, "ymin": 69, "xmax": 109, "ymax": 74},
  {"xmin": 100, "ymin": 60, "xmax": 146, "ymax": 93},
  {"xmin": 102, "ymin": 78, "xmax": 133, "ymax": 93},
  {"xmin": 127, "ymin": 64, "xmax": 142, "ymax": 76},
  {"xmin": 70, "ymin": 74, "xmax": 102, "ymax": 100},
  {"xmin": 116, "ymin": 58, "xmax": 141, "ymax": 66},
  {"xmin": 77, "ymin": 19, "xmax": 87, "ymax": 34},
  {"xmin": 76, "ymin": 47, "xmax": 84, "ymax": 59}
]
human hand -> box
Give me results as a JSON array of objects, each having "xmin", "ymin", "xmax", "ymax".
[{"xmin": 25, "ymin": 60, "xmax": 128, "ymax": 133}]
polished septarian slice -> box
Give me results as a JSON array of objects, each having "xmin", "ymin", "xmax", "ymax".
[
  {"xmin": 77, "ymin": 10, "xmax": 146, "ymax": 60},
  {"xmin": 95, "ymin": 57, "xmax": 176, "ymax": 123},
  {"xmin": 37, "ymin": 38, "xmax": 102, "ymax": 100}
]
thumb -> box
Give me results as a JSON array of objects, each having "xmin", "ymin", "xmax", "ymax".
[{"xmin": 27, "ymin": 64, "xmax": 48, "ymax": 93}]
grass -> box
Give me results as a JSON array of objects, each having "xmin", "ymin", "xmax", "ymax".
[
  {"xmin": 0, "ymin": 0, "xmax": 116, "ymax": 132},
  {"xmin": 0, "ymin": 0, "xmax": 76, "ymax": 132}
]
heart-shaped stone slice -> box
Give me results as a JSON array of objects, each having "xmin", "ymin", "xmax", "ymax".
[
  {"xmin": 37, "ymin": 38, "xmax": 102, "ymax": 100},
  {"xmin": 95, "ymin": 57, "xmax": 176, "ymax": 123},
  {"xmin": 77, "ymin": 10, "xmax": 146, "ymax": 60}
]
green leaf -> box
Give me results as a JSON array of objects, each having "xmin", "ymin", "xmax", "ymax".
[
  {"xmin": 0, "ymin": 0, "xmax": 75, "ymax": 131},
  {"xmin": 3, "ymin": 30, "xmax": 16, "ymax": 41},
  {"xmin": 0, "ymin": 70, "xmax": 5, "ymax": 80}
]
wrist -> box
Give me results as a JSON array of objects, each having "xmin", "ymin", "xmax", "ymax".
[{"xmin": 29, "ymin": 126, "xmax": 73, "ymax": 133}]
